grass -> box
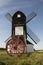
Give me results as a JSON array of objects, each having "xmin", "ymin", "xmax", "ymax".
[{"xmin": 0, "ymin": 50, "xmax": 43, "ymax": 65}]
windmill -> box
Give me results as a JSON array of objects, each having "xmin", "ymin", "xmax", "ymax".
[{"xmin": 5, "ymin": 11, "xmax": 40, "ymax": 56}]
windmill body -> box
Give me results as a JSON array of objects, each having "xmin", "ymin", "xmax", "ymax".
[{"xmin": 5, "ymin": 11, "xmax": 40, "ymax": 55}]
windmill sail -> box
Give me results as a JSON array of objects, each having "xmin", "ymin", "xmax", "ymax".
[
  {"xmin": 26, "ymin": 12, "xmax": 37, "ymax": 23},
  {"xmin": 26, "ymin": 26, "xmax": 40, "ymax": 44},
  {"xmin": 5, "ymin": 13, "xmax": 12, "ymax": 22}
]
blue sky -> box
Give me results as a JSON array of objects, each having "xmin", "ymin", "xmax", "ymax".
[{"xmin": 0, "ymin": 0, "xmax": 43, "ymax": 50}]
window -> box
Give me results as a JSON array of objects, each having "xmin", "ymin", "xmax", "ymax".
[{"xmin": 15, "ymin": 26, "xmax": 23, "ymax": 35}]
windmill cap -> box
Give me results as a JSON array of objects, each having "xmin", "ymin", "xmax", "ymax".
[{"xmin": 12, "ymin": 11, "xmax": 26, "ymax": 25}]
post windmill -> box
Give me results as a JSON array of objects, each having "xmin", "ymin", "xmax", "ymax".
[{"xmin": 5, "ymin": 11, "xmax": 40, "ymax": 56}]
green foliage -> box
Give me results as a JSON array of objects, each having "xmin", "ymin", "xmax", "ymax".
[
  {"xmin": 0, "ymin": 50, "xmax": 43, "ymax": 65},
  {"xmin": 22, "ymin": 61, "xmax": 31, "ymax": 65}
]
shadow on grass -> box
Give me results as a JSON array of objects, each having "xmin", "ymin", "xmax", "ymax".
[
  {"xmin": 36, "ymin": 61, "xmax": 42, "ymax": 65},
  {"xmin": 26, "ymin": 52, "xmax": 32, "ymax": 57},
  {"xmin": 0, "ymin": 62, "xmax": 6, "ymax": 65},
  {"xmin": 22, "ymin": 61, "xmax": 31, "ymax": 65}
]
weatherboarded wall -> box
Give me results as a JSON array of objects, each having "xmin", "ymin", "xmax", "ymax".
[{"xmin": 26, "ymin": 44, "xmax": 34, "ymax": 53}]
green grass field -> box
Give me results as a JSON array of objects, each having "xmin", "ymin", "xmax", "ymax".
[{"xmin": 0, "ymin": 50, "xmax": 43, "ymax": 65}]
